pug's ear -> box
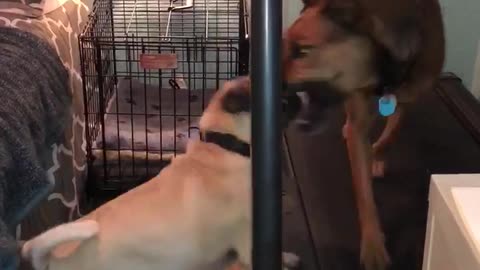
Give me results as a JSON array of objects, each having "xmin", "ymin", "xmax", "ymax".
[
  {"xmin": 221, "ymin": 77, "xmax": 251, "ymax": 114},
  {"xmin": 221, "ymin": 87, "xmax": 251, "ymax": 114}
]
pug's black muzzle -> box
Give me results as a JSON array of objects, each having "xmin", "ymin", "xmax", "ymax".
[{"xmin": 282, "ymin": 81, "xmax": 347, "ymax": 134}]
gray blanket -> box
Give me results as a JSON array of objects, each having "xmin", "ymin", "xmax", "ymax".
[{"xmin": 0, "ymin": 27, "xmax": 70, "ymax": 269}]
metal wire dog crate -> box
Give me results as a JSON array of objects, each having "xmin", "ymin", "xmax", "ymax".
[{"xmin": 80, "ymin": 0, "xmax": 250, "ymax": 191}]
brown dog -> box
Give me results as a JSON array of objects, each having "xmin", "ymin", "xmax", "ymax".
[{"xmin": 283, "ymin": 0, "xmax": 445, "ymax": 269}]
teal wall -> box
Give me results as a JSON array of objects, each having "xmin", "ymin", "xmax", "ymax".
[{"xmin": 440, "ymin": 0, "xmax": 480, "ymax": 91}]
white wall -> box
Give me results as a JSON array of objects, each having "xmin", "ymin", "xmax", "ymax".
[
  {"xmin": 440, "ymin": 0, "xmax": 480, "ymax": 95},
  {"xmin": 244, "ymin": 0, "xmax": 302, "ymax": 30},
  {"xmin": 244, "ymin": 0, "xmax": 301, "ymax": 66},
  {"xmin": 282, "ymin": 0, "xmax": 302, "ymax": 29}
]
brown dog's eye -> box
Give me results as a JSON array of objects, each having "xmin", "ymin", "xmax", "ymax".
[{"xmin": 291, "ymin": 43, "xmax": 314, "ymax": 59}]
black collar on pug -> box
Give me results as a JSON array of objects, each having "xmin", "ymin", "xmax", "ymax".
[{"xmin": 202, "ymin": 131, "xmax": 251, "ymax": 158}]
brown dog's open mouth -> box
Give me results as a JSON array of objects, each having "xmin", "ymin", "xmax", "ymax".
[{"xmin": 283, "ymin": 81, "xmax": 347, "ymax": 134}]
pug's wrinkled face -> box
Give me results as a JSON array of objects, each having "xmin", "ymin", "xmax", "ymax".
[
  {"xmin": 199, "ymin": 76, "xmax": 252, "ymax": 144},
  {"xmin": 199, "ymin": 76, "xmax": 304, "ymax": 142}
]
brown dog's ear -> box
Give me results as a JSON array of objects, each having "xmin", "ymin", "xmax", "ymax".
[
  {"xmin": 347, "ymin": 0, "xmax": 422, "ymax": 62},
  {"xmin": 301, "ymin": 0, "xmax": 313, "ymax": 7},
  {"xmin": 300, "ymin": 0, "xmax": 328, "ymax": 13},
  {"xmin": 300, "ymin": 0, "xmax": 313, "ymax": 13},
  {"xmin": 324, "ymin": 0, "xmax": 361, "ymax": 29},
  {"xmin": 370, "ymin": 12, "xmax": 421, "ymax": 62}
]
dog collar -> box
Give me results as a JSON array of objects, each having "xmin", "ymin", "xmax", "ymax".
[{"xmin": 202, "ymin": 131, "xmax": 251, "ymax": 158}]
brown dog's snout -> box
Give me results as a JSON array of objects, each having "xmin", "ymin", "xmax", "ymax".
[
  {"xmin": 285, "ymin": 81, "xmax": 347, "ymax": 108},
  {"xmin": 281, "ymin": 87, "xmax": 302, "ymax": 129},
  {"xmin": 281, "ymin": 81, "xmax": 347, "ymax": 134}
]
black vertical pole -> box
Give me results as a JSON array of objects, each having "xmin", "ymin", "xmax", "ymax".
[{"xmin": 251, "ymin": 0, "xmax": 282, "ymax": 268}]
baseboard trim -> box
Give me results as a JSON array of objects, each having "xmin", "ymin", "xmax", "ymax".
[{"xmin": 435, "ymin": 72, "xmax": 480, "ymax": 146}]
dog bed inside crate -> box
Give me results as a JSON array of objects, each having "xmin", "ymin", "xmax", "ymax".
[{"xmin": 92, "ymin": 77, "xmax": 216, "ymax": 164}]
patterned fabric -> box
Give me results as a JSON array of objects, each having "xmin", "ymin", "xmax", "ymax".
[
  {"xmin": 0, "ymin": 0, "xmax": 43, "ymax": 18},
  {"xmin": 0, "ymin": 0, "xmax": 70, "ymax": 17},
  {"xmin": 0, "ymin": 0, "xmax": 93, "ymax": 252}
]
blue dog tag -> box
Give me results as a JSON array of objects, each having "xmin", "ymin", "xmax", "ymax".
[{"xmin": 378, "ymin": 94, "xmax": 397, "ymax": 117}]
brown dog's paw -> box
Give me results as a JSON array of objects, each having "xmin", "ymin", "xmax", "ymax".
[
  {"xmin": 360, "ymin": 230, "xmax": 391, "ymax": 270},
  {"xmin": 371, "ymin": 145, "xmax": 386, "ymax": 178},
  {"xmin": 282, "ymin": 252, "xmax": 301, "ymax": 269},
  {"xmin": 371, "ymin": 159, "xmax": 385, "ymax": 178},
  {"xmin": 342, "ymin": 121, "xmax": 351, "ymax": 140}
]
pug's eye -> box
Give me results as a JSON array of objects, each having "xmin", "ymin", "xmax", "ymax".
[{"xmin": 291, "ymin": 43, "xmax": 314, "ymax": 59}]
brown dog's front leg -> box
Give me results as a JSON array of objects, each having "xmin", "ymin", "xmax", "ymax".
[
  {"xmin": 371, "ymin": 106, "xmax": 404, "ymax": 177},
  {"xmin": 343, "ymin": 94, "xmax": 390, "ymax": 270},
  {"xmin": 372, "ymin": 107, "xmax": 403, "ymax": 152}
]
